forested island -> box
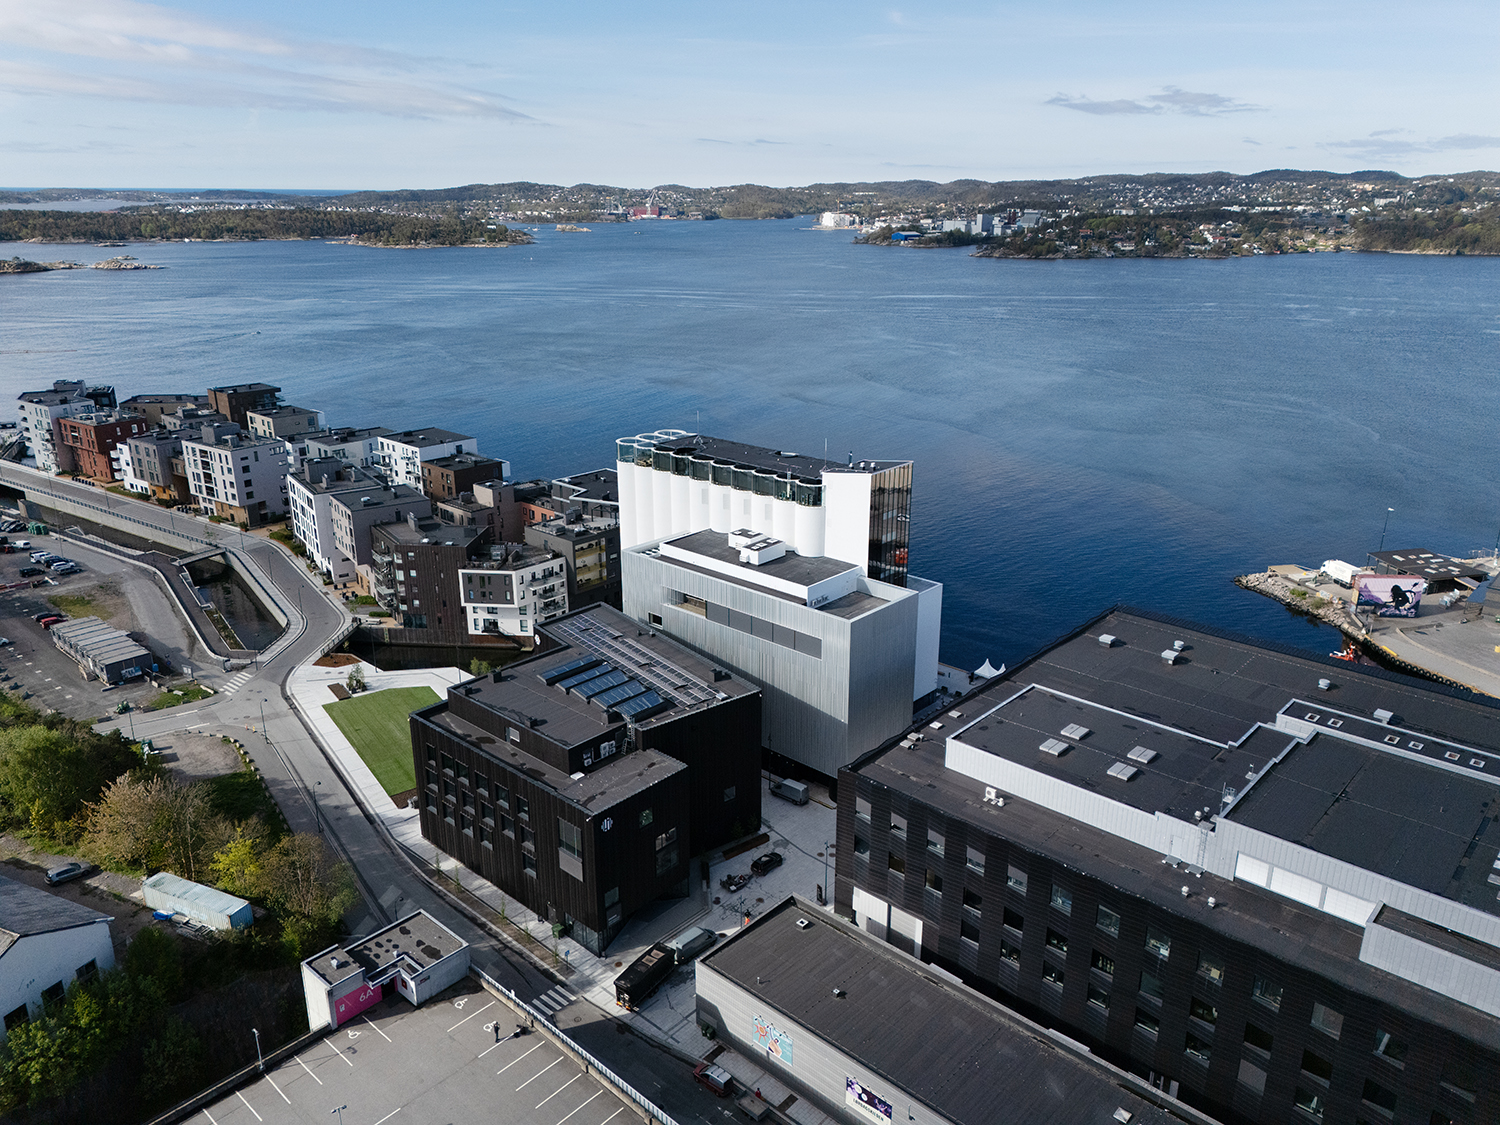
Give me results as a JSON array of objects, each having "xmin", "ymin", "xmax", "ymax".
[{"xmin": 0, "ymin": 208, "xmax": 531, "ymax": 247}]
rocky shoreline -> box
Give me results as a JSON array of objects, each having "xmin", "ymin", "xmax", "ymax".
[
  {"xmin": 1235, "ymin": 570, "xmax": 1366, "ymax": 638},
  {"xmin": 2, "ymin": 255, "xmax": 162, "ymax": 273}
]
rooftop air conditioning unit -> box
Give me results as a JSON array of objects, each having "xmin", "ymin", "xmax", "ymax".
[
  {"xmin": 1161, "ymin": 650, "xmax": 1180, "ymax": 664},
  {"xmin": 1099, "ymin": 634, "xmax": 1116, "ymax": 647},
  {"xmin": 1040, "ymin": 738, "xmax": 1069, "ymax": 756},
  {"xmin": 1127, "ymin": 746, "xmax": 1157, "ymax": 764},
  {"xmin": 1373, "ymin": 708, "xmax": 1394, "ymax": 723}
]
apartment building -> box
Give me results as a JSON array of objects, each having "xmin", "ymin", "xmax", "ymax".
[
  {"xmin": 838, "ymin": 607, "xmax": 1500, "ymax": 1125},
  {"xmin": 330, "ymin": 487, "xmax": 431, "ymax": 591},
  {"xmin": 376, "ymin": 429, "xmax": 480, "ymax": 490},
  {"xmin": 525, "ymin": 515, "xmax": 621, "ymax": 610},
  {"xmin": 370, "ymin": 514, "xmax": 487, "ymax": 640},
  {"xmin": 121, "ymin": 430, "xmax": 191, "ymax": 502},
  {"xmin": 410, "ymin": 603, "xmax": 762, "ymax": 952},
  {"xmin": 458, "ymin": 542, "xmax": 569, "ymax": 641},
  {"xmin": 17, "ymin": 381, "xmax": 115, "ymax": 473},
  {"xmin": 306, "ymin": 426, "xmax": 392, "ymax": 469},
  {"xmin": 247, "ymin": 405, "xmax": 325, "ymax": 440},
  {"xmin": 287, "ymin": 458, "xmax": 414, "ymax": 585},
  {"xmin": 56, "ymin": 411, "xmax": 150, "ymax": 480},
  {"xmin": 420, "ymin": 453, "xmax": 510, "ymax": 501},
  {"xmin": 207, "ymin": 383, "xmax": 281, "ymax": 427},
  {"xmin": 119, "ymin": 393, "xmax": 210, "ymax": 426},
  {"xmin": 180, "ymin": 424, "xmax": 295, "ymax": 525}
]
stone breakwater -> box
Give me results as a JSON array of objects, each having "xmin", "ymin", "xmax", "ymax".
[{"xmin": 1235, "ymin": 570, "xmax": 1366, "ymax": 638}]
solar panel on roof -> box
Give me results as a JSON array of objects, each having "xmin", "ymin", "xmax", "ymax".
[
  {"xmin": 617, "ymin": 691, "xmax": 670, "ymax": 720},
  {"xmin": 592, "ymin": 680, "xmax": 647, "ymax": 709},
  {"xmin": 539, "ymin": 656, "xmax": 602, "ymax": 686},
  {"xmin": 572, "ymin": 669, "xmax": 630, "ymax": 699},
  {"xmin": 558, "ymin": 664, "xmax": 615, "ymax": 691}
]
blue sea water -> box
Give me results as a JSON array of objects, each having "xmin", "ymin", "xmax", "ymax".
[{"xmin": 3, "ymin": 221, "xmax": 1497, "ymax": 670}]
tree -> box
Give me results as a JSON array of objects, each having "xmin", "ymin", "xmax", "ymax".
[
  {"xmin": 346, "ymin": 665, "xmax": 366, "ymax": 694},
  {"xmin": 0, "ymin": 722, "xmax": 138, "ymax": 840},
  {"xmin": 209, "ymin": 823, "xmax": 267, "ymax": 898},
  {"xmin": 260, "ymin": 833, "xmax": 357, "ymax": 921},
  {"xmin": 84, "ymin": 775, "xmax": 230, "ymax": 880}
]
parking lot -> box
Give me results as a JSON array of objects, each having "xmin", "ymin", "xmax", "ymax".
[{"xmin": 200, "ymin": 977, "xmax": 636, "ymax": 1125}]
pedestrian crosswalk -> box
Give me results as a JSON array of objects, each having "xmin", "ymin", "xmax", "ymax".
[
  {"xmin": 530, "ymin": 985, "xmax": 575, "ymax": 1017},
  {"xmin": 221, "ymin": 670, "xmax": 254, "ymax": 694}
]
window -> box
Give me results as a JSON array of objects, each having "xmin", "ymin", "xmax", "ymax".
[
  {"xmin": 75, "ymin": 960, "xmax": 98, "ymax": 984},
  {"xmin": 656, "ymin": 846, "xmax": 679, "ymax": 874},
  {"xmin": 1439, "ymin": 1059, "xmax": 1478, "ymax": 1104},
  {"xmin": 40, "ymin": 982, "xmax": 65, "ymax": 1008},
  {"xmin": 1139, "ymin": 970, "xmax": 1164, "ymax": 1000},
  {"xmin": 425, "ymin": 768, "xmax": 438, "ymax": 791},
  {"xmin": 1294, "ymin": 1087, "xmax": 1325, "ymax": 1120},
  {"xmin": 1301, "ymin": 1049, "xmax": 1333, "ymax": 1082},
  {"xmin": 960, "ymin": 915, "xmax": 981, "ymax": 944},
  {"xmin": 889, "ymin": 852, "xmax": 906, "ymax": 876},
  {"xmin": 856, "ymin": 796, "xmax": 871, "ymax": 821},
  {"xmin": 655, "ymin": 827, "xmax": 678, "ymax": 851},
  {"xmin": 723, "ymin": 786, "xmax": 736, "ymax": 802},
  {"xmin": 1237, "ymin": 1059, "xmax": 1267, "ymax": 1095},
  {"xmin": 1003, "ymin": 908, "xmax": 1024, "ymax": 933},
  {"xmin": 1145, "ymin": 926, "xmax": 1171, "ymax": 959},
  {"xmin": 890, "ymin": 812, "xmax": 906, "ymax": 837},
  {"xmin": 474, "ymin": 771, "xmax": 487, "ymax": 795},
  {"xmin": 1091, "ymin": 949, "xmax": 1115, "ymax": 976},
  {"xmin": 480, "ymin": 824, "xmax": 493, "ymax": 847},
  {"xmin": 1244, "ymin": 1022, "xmax": 1274, "ymax": 1052},
  {"xmin": 1135, "ymin": 1008, "xmax": 1159, "ymax": 1035},
  {"xmin": 1041, "ymin": 963, "xmax": 1064, "ymax": 987},
  {"xmin": 521, "ymin": 826, "xmax": 535, "ymax": 853},
  {"xmin": 1007, "ymin": 865, "xmax": 1027, "ymax": 893},
  {"xmin": 1046, "ymin": 928, "xmax": 1068, "ymax": 954},
  {"xmin": 962, "ymin": 888, "xmax": 982, "ymax": 913},
  {"xmin": 507, "ymin": 726, "xmax": 520, "ymax": 744},
  {"xmin": 502, "ymin": 815, "xmax": 514, "ymax": 837},
  {"xmin": 1252, "ymin": 975, "xmax": 1283, "ymax": 1011},
  {"xmin": 925, "ymin": 868, "xmax": 943, "ymax": 893},
  {"xmin": 1096, "ymin": 904, "xmax": 1120, "ymax": 937},
  {"xmin": 1000, "ymin": 938, "xmax": 1021, "ymax": 965},
  {"xmin": 854, "ymin": 835, "xmax": 869, "ymax": 857},
  {"xmin": 1310, "ymin": 1002, "xmax": 1343, "ymax": 1040},
  {"xmin": 559, "ymin": 819, "xmax": 582, "ymax": 859},
  {"xmin": 496, "ymin": 784, "xmax": 510, "ymax": 809},
  {"xmin": 3, "ymin": 1005, "xmax": 27, "ymax": 1032},
  {"xmin": 639, "ymin": 807, "xmax": 654, "ymax": 828},
  {"xmin": 462, "ymin": 788, "xmax": 475, "ymax": 812},
  {"xmin": 1050, "ymin": 883, "xmax": 1072, "ymax": 914},
  {"xmin": 456, "ymin": 761, "xmax": 469, "ymax": 782},
  {"xmin": 1184, "ymin": 1031, "xmax": 1211, "ymax": 1063},
  {"xmin": 480, "ymin": 802, "xmax": 493, "ymax": 825},
  {"xmin": 927, "ymin": 829, "xmax": 944, "ymax": 856},
  {"xmin": 966, "ymin": 846, "xmax": 985, "ymax": 875},
  {"xmin": 1087, "ymin": 982, "xmax": 1109, "ymax": 1009},
  {"xmin": 1373, "ymin": 1029, "xmax": 1407, "ymax": 1067},
  {"xmin": 441, "ymin": 753, "xmax": 454, "ymax": 774},
  {"xmin": 443, "ymin": 780, "xmax": 456, "ymax": 801},
  {"xmin": 1197, "ymin": 951, "xmax": 1224, "ymax": 985},
  {"xmin": 516, "ymin": 796, "xmax": 530, "ymax": 821},
  {"xmin": 1190, "ymin": 997, "xmax": 1217, "ymax": 1026},
  {"xmin": 523, "ymin": 854, "xmax": 537, "ymax": 878},
  {"xmin": 1361, "ymin": 1079, "xmax": 1397, "ymax": 1117}
]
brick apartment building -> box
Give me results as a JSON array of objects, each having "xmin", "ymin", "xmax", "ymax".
[{"xmin": 57, "ymin": 412, "xmax": 151, "ymax": 480}]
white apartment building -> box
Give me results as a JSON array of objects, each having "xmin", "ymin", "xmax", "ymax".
[
  {"xmin": 17, "ymin": 387, "xmax": 88, "ymax": 473},
  {"xmin": 306, "ymin": 426, "xmax": 392, "ymax": 469},
  {"xmin": 247, "ymin": 405, "xmax": 326, "ymax": 440},
  {"xmin": 180, "ymin": 425, "xmax": 295, "ymax": 526},
  {"xmin": 376, "ymin": 429, "xmax": 479, "ymax": 490},
  {"xmin": 459, "ymin": 543, "xmax": 569, "ymax": 639}
]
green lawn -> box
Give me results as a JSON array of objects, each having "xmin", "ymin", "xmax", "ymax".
[{"xmin": 323, "ymin": 685, "xmax": 440, "ymax": 795}]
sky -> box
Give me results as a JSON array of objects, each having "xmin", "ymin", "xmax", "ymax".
[{"xmin": 3, "ymin": 0, "xmax": 1498, "ymax": 191}]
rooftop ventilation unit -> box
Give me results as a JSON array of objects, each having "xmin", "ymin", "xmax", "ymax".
[
  {"xmin": 1127, "ymin": 746, "xmax": 1157, "ymax": 764},
  {"xmin": 1099, "ymin": 634, "xmax": 1116, "ymax": 647},
  {"xmin": 1106, "ymin": 762, "xmax": 1140, "ymax": 781},
  {"xmin": 1173, "ymin": 639, "xmax": 1186, "ymax": 651},
  {"xmin": 1373, "ymin": 708, "xmax": 1395, "ymax": 723},
  {"xmin": 795, "ymin": 918, "xmax": 811, "ymax": 930},
  {"xmin": 1318, "ymin": 678, "xmax": 1332, "ymax": 691},
  {"xmin": 1061, "ymin": 723, "xmax": 1090, "ymax": 740},
  {"xmin": 1161, "ymin": 650, "xmax": 1180, "ymax": 665},
  {"xmin": 1040, "ymin": 738, "xmax": 1069, "ymax": 756}
]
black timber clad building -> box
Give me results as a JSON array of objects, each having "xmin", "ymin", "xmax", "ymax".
[
  {"xmin": 838, "ymin": 607, "xmax": 1500, "ymax": 1125},
  {"xmin": 412, "ymin": 603, "xmax": 761, "ymax": 953}
]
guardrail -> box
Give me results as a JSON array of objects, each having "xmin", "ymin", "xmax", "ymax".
[
  {"xmin": 320, "ymin": 616, "xmax": 360, "ymax": 657},
  {"xmin": 473, "ymin": 966, "xmax": 680, "ymax": 1125}
]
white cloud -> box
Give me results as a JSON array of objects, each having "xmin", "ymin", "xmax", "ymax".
[
  {"xmin": 0, "ymin": 0, "xmax": 528, "ymax": 119},
  {"xmin": 1047, "ymin": 87, "xmax": 1260, "ymax": 117},
  {"xmin": 1323, "ymin": 131, "xmax": 1500, "ymax": 159}
]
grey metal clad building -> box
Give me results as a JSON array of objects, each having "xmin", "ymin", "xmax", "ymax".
[
  {"xmin": 50, "ymin": 616, "xmax": 152, "ymax": 684},
  {"xmin": 839, "ymin": 607, "xmax": 1500, "ymax": 1125},
  {"xmin": 696, "ymin": 896, "xmax": 1222, "ymax": 1125},
  {"xmin": 624, "ymin": 529, "xmax": 921, "ymax": 777}
]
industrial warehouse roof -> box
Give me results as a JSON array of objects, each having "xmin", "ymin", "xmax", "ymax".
[
  {"xmin": 50, "ymin": 616, "xmax": 150, "ymax": 668},
  {"xmin": 700, "ymin": 897, "xmax": 1214, "ymax": 1125},
  {"xmin": 0, "ymin": 874, "xmax": 109, "ymax": 957},
  {"xmin": 1367, "ymin": 548, "xmax": 1489, "ymax": 582}
]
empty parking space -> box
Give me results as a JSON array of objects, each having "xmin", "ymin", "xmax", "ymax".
[{"xmin": 197, "ymin": 981, "xmax": 632, "ymax": 1125}]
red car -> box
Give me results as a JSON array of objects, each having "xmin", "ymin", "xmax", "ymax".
[
  {"xmin": 692, "ymin": 1062, "xmax": 735, "ymax": 1098},
  {"xmin": 38, "ymin": 616, "xmax": 65, "ymax": 629}
]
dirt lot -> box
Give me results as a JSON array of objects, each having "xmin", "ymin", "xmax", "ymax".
[
  {"xmin": 151, "ymin": 730, "xmax": 244, "ymax": 782},
  {"xmin": 0, "ymin": 836, "xmax": 156, "ymax": 955}
]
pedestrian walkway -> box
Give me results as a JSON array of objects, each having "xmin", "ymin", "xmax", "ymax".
[
  {"xmin": 531, "ymin": 985, "xmax": 576, "ymax": 1016},
  {"xmin": 221, "ymin": 668, "xmax": 255, "ymax": 694}
]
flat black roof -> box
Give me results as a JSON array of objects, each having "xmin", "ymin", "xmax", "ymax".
[
  {"xmin": 382, "ymin": 428, "xmax": 473, "ymax": 446},
  {"xmin": 1368, "ymin": 548, "xmax": 1489, "ymax": 581},
  {"xmin": 554, "ymin": 468, "xmax": 618, "ymax": 502},
  {"xmin": 305, "ymin": 910, "xmax": 466, "ymax": 987},
  {"xmin": 700, "ymin": 897, "xmax": 1216, "ymax": 1125},
  {"xmin": 651, "ymin": 434, "xmax": 909, "ymax": 480}
]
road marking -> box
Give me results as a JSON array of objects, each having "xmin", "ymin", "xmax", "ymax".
[
  {"xmin": 185, "ymin": 722, "xmax": 211, "ymax": 730},
  {"xmin": 264, "ymin": 1073, "xmax": 291, "ymax": 1104},
  {"xmin": 446, "ymin": 999, "xmax": 494, "ymax": 1032},
  {"xmin": 553, "ymin": 1090, "xmax": 601, "ymax": 1124},
  {"xmin": 599, "ymin": 1108, "xmax": 624, "ymax": 1125},
  {"xmin": 294, "ymin": 1054, "xmax": 323, "ymax": 1084},
  {"xmin": 535, "ymin": 1074, "xmax": 580, "ymax": 1109},
  {"xmin": 516, "ymin": 1057, "xmax": 564, "ymax": 1091},
  {"xmin": 235, "ymin": 1091, "xmax": 262, "ymax": 1121},
  {"xmin": 370, "ymin": 1110, "xmax": 401, "ymax": 1125},
  {"xmin": 496, "ymin": 1043, "xmax": 544, "ymax": 1074},
  {"xmin": 201, "ymin": 1110, "xmax": 220, "ymax": 1125},
  {"xmin": 326, "ymin": 1039, "xmax": 355, "ymax": 1067},
  {"xmin": 362, "ymin": 1014, "xmax": 392, "ymax": 1042}
]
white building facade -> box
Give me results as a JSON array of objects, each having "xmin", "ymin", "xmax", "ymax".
[
  {"xmin": 459, "ymin": 544, "xmax": 568, "ymax": 639},
  {"xmin": 0, "ymin": 876, "xmax": 115, "ymax": 1043},
  {"xmin": 377, "ymin": 429, "xmax": 479, "ymax": 490},
  {"xmin": 180, "ymin": 427, "xmax": 296, "ymax": 525}
]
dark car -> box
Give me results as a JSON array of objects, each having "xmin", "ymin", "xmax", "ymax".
[
  {"xmin": 750, "ymin": 851, "xmax": 784, "ymax": 877},
  {"xmin": 45, "ymin": 861, "xmax": 89, "ymax": 886},
  {"xmin": 18, "ymin": 567, "xmax": 40, "ymax": 577},
  {"xmin": 692, "ymin": 1062, "xmax": 735, "ymax": 1098}
]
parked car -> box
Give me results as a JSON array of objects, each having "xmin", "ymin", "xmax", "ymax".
[
  {"xmin": 666, "ymin": 925, "xmax": 718, "ymax": 964},
  {"xmin": 692, "ymin": 1062, "xmax": 735, "ymax": 1098},
  {"xmin": 33, "ymin": 611, "xmax": 62, "ymax": 622},
  {"xmin": 45, "ymin": 861, "xmax": 89, "ymax": 885},
  {"xmin": 750, "ymin": 851, "xmax": 784, "ymax": 877},
  {"xmin": 12, "ymin": 540, "xmax": 31, "ymax": 550},
  {"xmin": 51, "ymin": 565, "xmax": 80, "ymax": 576},
  {"xmin": 18, "ymin": 567, "xmax": 40, "ymax": 577},
  {"xmin": 41, "ymin": 618, "xmax": 66, "ymax": 630},
  {"xmin": 0, "ymin": 638, "xmax": 11, "ymax": 647},
  {"xmin": 29, "ymin": 552, "xmax": 53, "ymax": 563},
  {"xmin": 48, "ymin": 560, "xmax": 77, "ymax": 571}
]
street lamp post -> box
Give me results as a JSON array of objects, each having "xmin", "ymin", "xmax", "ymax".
[
  {"xmin": 823, "ymin": 841, "xmax": 830, "ymax": 907},
  {"xmin": 252, "ymin": 1027, "xmax": 263, "ymax": 1071},
  {"xmin": 314, "ymin": 780, "xmax": 323, "ymax": 835},
  {"xmin": 331, "ymin": 1106, "xmax": 347, "ymax": 1125},
  {"xmin": 1379, "ymin": 508, "xmax": 1395, "ymax": 553}
]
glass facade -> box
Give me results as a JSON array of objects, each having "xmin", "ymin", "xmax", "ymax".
[{"xmin": 866, "ymin": 462, "xmax": 912, "ymax": 587}]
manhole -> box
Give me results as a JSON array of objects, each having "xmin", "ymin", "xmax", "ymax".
[
  {"xmin": 574, "ymin": 1016, "xmax": 583, "ymax": 1024},
  {"xmin": 614, "ymin": 962, "xmax": 623, "ymax": 968},
  {"xmin": 755, "ymin": 898, "xmax": 763, "ymax": 904},
  {"xmin": 817, "ymin": 852, "xmax": 824, "ymax": 858}
]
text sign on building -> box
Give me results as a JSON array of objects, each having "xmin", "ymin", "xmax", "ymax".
[
  {"xmin": 751, "ymin": 1014, "xmax": 794, "ymax": 1066},
  {"xmin": 334, "ymin": 982, "xmax": 380, "ymax": 1024},
  {"xmin": 846, "ymin": 1078, "xmax": 893, "ymax": 1123}
]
